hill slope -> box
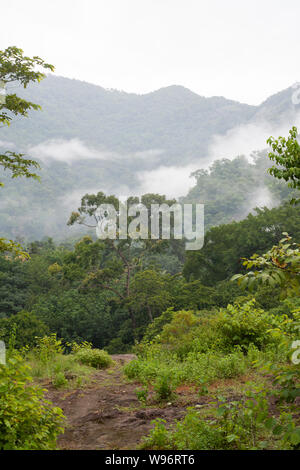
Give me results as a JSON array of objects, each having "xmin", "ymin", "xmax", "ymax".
[
  {"xmin": 0, "ymin": 77, "xmax": 299, "ymax": 241},
  {"xmin": 1, "ymin": 76, "xmax": 258, "ymax": 163}
]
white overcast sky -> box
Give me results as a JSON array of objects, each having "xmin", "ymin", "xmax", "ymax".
[{"xmin": 1, "ymin": 0, "xmax": 300, "ymax": 104}]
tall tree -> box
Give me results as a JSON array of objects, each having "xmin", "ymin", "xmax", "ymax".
[
  {"xmin": 67, "ymin": 191, "xmax": 176, "ymax": 331},
  {"xmin": 0, "ymin": 46, "xmax": 54, "ymax": 256}
]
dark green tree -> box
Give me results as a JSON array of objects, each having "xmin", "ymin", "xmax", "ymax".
[
  {"xmin": 0, "ymin": 46, "xmax": 54, "ymax": 256},
  {"xmin": 267, "ymin": 126, "xmax": 300, "ymax": 205},
  {"xmin": 67, "ymin": 191, "xmax": 177, "ymax": 331}
]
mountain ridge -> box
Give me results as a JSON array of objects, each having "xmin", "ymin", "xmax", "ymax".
[
  {"xmin": 41, "ymin": 75, "xmax": 294, "ymax": 107},
  {"xmin": 1, "ymin": 74, "xmax": 277, "ymax": 164},
  {"xmin": 0, "ymin": 75, "xmax": 299, "ymax": 241}
]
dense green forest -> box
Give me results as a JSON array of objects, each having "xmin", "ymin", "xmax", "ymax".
[
  {"xmin": 0, "ymin": 47, "xmax": 299, "ymax": 451},
  {"xmin": 1, "ymin": 200, "xmax": 300, "ymax": 352}
]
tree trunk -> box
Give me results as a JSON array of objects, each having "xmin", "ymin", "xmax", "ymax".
[{"xmin": 147, "ymin": 305, "xmax": 153, "ymax": 322}]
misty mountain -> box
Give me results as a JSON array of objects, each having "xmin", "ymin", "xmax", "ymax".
[
  {"xmin": 0, "ymin": 75, "xmax": 299, "ymax": 241},
  {"xmin": 1, "ymin": 76, "xmax": 256, "ymax": 162},
  {"xmin": 2, "ymin": 76, "xmax": 299, "ymax": 162},
  {"xmin": 0, "ymin": 75, "xmax": 291, "ymax": 163},
  {"xmin": 253, "ymin": 86, "xmax": 299, "ymax": 124}
]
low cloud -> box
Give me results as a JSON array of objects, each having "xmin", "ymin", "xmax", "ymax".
[
  {"xmin": 136, "ymin": 164, "xmax": 198, "ymax": 199},
  {"xmin": 28, "ymin": 138, "xmax": 165, "ymax": 165},
  {"xmin": 249, "ymin": 186, "xmax": 277, "ymax": 210},
  {"xmin": 208, "ymin": 113, "xmax": 300, "ymax": 161},
  {"xmin": 242, "ymin": 186, "xmax": 279, "ymax": 220},
  {"xmin": 60, "ymin": 187, "xmax": 102, "ymax": 209},
  {"xmin": 28, "ymin": 139, "xmax": 116, "ymax": 163}
]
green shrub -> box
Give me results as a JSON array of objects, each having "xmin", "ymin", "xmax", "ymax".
[
  {"xmin": 124, "ymin": 359, "xmax": 143, "ymax": 379},
  {"xmin": 143, "ymin": 308, "xmax": 175, "ymax": 342},
  {"xmin": 160, "ymin": 310, "xmax": 199, "ymax": 345},
  {"xmin": 35, "ymin": 334, "xmax": 64, "ymax": 364},
  {"xmin": 142, "ymin": 389, "xmax": 298, "ymax": 450},
  {"xmin": 142, "ymin": 309, "xmax": 222, "ymax": 360},
  {"xmin": 69, "ymin": 340, "xmax": 92, "ymax": 354},
  {"xmin": 140, "ymin": 419, "xmax": 170, "ymax": 449},
  {"xmin": 0, "ymin": 354, "xmax": 65, "ymax": 450},
  {"xmin": 214, "ymin": 389, "xmax": 271, "ymax": 449},
  {"xmin": 197, "ymin": 378, "xmax": 209, "ymax": 396},
  {"xmin": 214, "ymin": 386, "xmax": 299, "ymax": 449},
  {"xmin": 52, "ymin": 371, "xmax": 68, "ymax": 389},
  {"xmin": 124, "ymin": 349, "xmax": 250, "ymax": 387},
  {"xmin": 214, "ymin": 351, "xmax": 247, "ymax": 378},
  {"xmin": 172, "ymin": 410, "xmax": 227, "ymax": 450},
  {"xmin": 75, "ymin": 347, "xmax": 112, "ymax": 369},
  {"xmin": 27, "ymin": 350, "xmax": 96, "ymax": 388},
  {"xmin": 215, "ymin": 299, "xmax": 278, "ymax": 351},
  {"xmin": 124, "ymin": 358, "xmax": 159, "ymax": 382},
  {"xmin": 141, "ymin": 410, "xmax": 226, "ymax": 450},
  {"xmin": 0, "ymin": 311, "xmax": 48, "ymax": 349},
  {"xmin": 135, "ymin": 387, "xmax": 148, "ymax": 405},
  {"xmin": 154, "ymin": 372, "xmax": 176, "ymax": 402}
]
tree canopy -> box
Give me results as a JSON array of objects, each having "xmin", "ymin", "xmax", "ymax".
[{"xmin": 0, "ymin": 46, "xmax": 54, "ymax": 256}]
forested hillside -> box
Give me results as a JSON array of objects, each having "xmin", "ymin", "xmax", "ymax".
[
  {"xmin": 0, "ymin": 75, "xmax": 256, "ymax": 153},
  {"xmin": 0, "ymin": 47, "xmax": 299, "ymax": 452},
  {"xmin": 0, "ymin": 75, "xmax": 299, "ymax": 241},
  {"xmin": 1, "ymin": 75, "xmax": 299, "ymax": 154}
]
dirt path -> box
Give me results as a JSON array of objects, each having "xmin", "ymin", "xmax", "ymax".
[
  {"xmin": 44, "ymin": 357, "xmax": 297, "ymax": 450},
  {"xmin": 46, "ymin": 354, "xmax": 190, "ymax": 450}
]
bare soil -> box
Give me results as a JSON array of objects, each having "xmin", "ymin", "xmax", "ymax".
[
  {"xmin": 44, "ymin": 356, "xmax": 299, "ymax": 450},
  {"xmin": 45, "ymin": 354, "xmax": 198, "ymax": 450}
]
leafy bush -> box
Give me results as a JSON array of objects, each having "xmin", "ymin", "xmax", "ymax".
[
  {"xmin": 142, "ymin": 386, "xmax": 299, "ymax": 450},
  {"xmin": 140, "ymin": 419, "xmax": 170, "ymax": 449},
  {"xmin": 143, "ymin": 309, "xmax": 219, "ymax": 360},
  {"xmin": 154, "ymin": 372, "xmax": 176, "ymax": 402},
  {"xmin": 125, "ymin": 348, "xmax": 249, "ymax": 387},
  {"xmin": 52, "ymin": 371, "xmax": 68, "ymax": 389},
  {"xmin": 75, "ymin": 347, "xmax": 112, "ymax": 369},
  {"xmin": 141, "ymin": 411, "xmax": 226, "ymax": 450},
  {"xmin": 28, "ymin": 351, "xmax": 96, "ymax": 388},
  {"xmin": 69, "ymin": 340, "xmax": 92, "ymax": 354},
  {"xmin": 143, "ymin": 308, "xmax": 175, "ymax": 342},
  {"xmin": 0, "ymin": 311, "xmax": 48, "ymax": 349},
  {"xmin": 214, "ymin": 386, "xmax": 299, "ymax": 449},
  {"xmin": 124, "ymin": 357, "xmax": 160, "ymax": 383},
  {"xmin": 0, "ymin": 354, "xmax": 64, "ymax": 450},
  {"xmin": 25, "ymin": 338, "xmax": 99, "ymax": 388},
  {"xmin": 257, "ymin": 310, "xmax": 300, "ymax": 406},
  {"xmin": 215, "ymin": 300, "xmax": 278, "ymax": 351},
  {"xmin": 34, "ymin": 334, "xmax": 64, "ymax": 364},
  {"xmin": 135, "ymin": 387, "xmax": 148, "ymax": 405},
  {"xmin": 160, "ymin": 310, "xmax": 199, "ymax": 345},
  {"xmin": 214, "ymin": 350, "xmax": 247, "ymax": 378}
]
